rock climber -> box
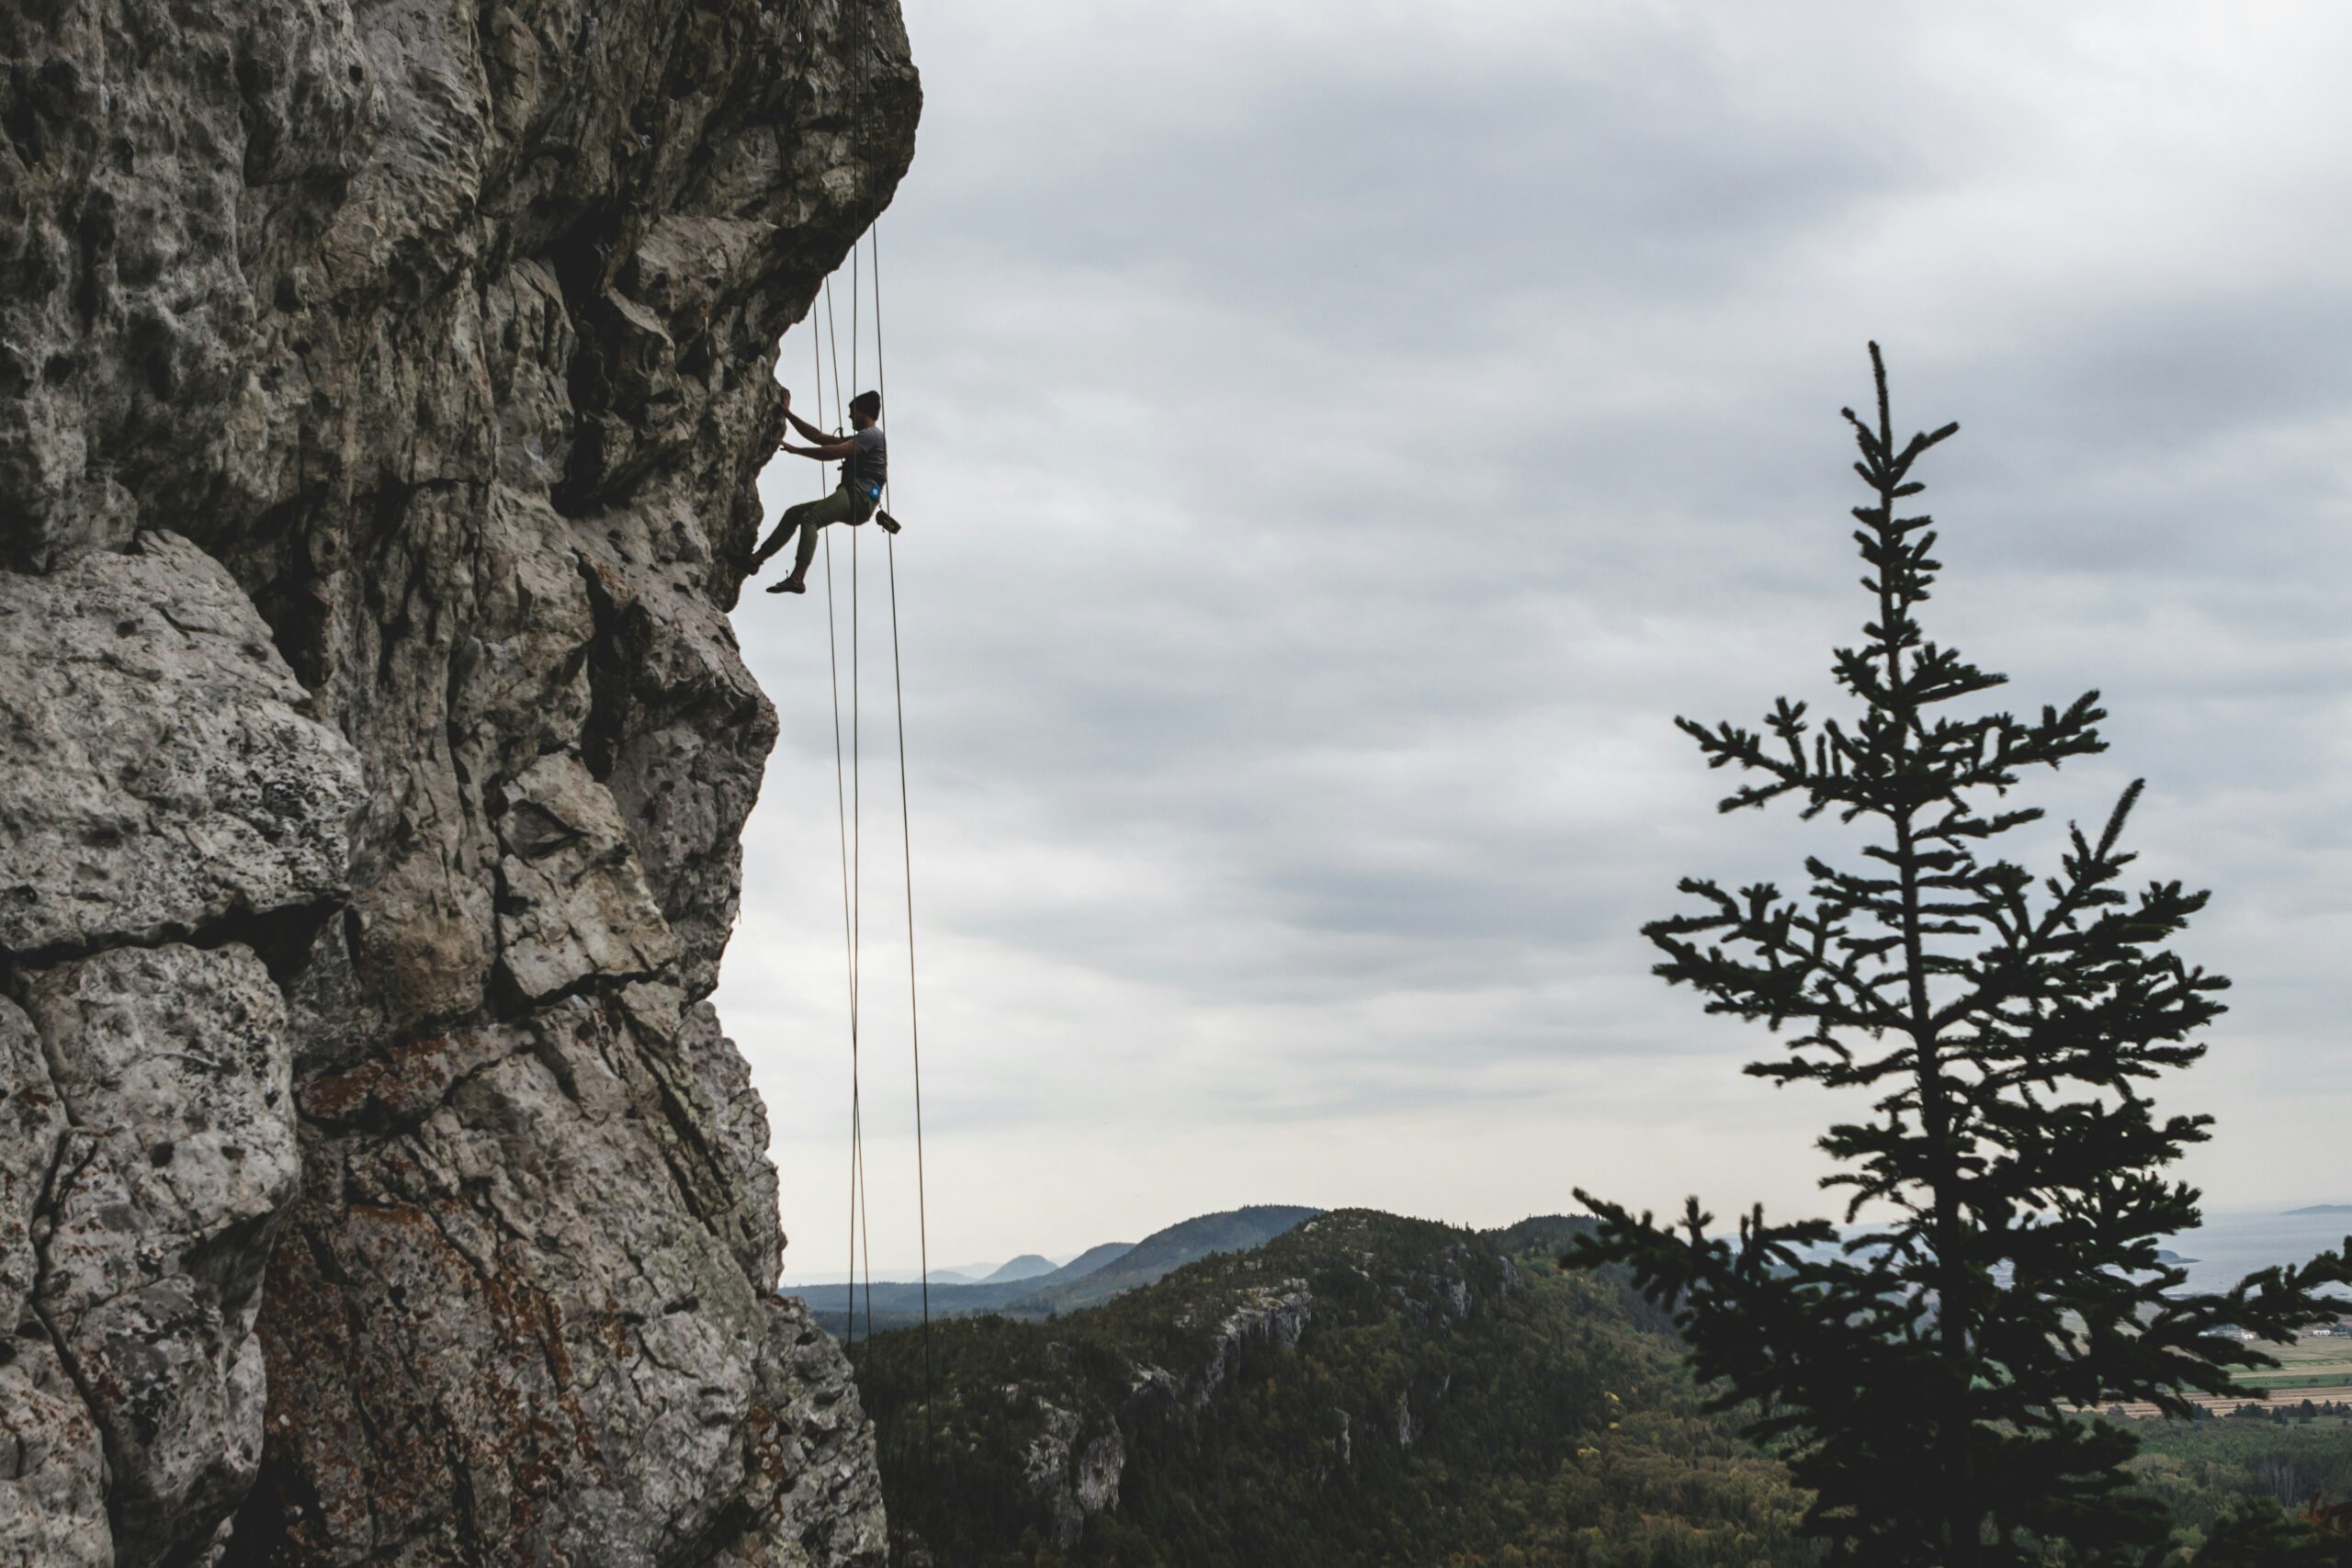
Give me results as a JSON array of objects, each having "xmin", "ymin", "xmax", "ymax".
[{"xmin": 751, "ymin": 388, "xmax": 893, "ymax": 595}]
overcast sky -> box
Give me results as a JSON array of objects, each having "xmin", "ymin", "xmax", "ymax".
[{"xmin": 714, "ymin": 1, "xmax": 2352, "ymax": 1278}]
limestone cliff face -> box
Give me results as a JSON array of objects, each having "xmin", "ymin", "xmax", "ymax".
[{"xmin": 0, "ymin": 1, "xmax": 917, "ymax": 1562}]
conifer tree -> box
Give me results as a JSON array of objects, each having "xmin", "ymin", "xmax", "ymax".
[{"xmin": 1571, "ymin": 345, "xmax": 2349, "ymax": 1565}]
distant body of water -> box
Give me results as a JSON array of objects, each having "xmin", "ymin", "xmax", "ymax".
[
  {"xmin": 1783, "ymin": 1207, "xmax": 2352, "ymax": 1300},
  {"xmin": 2164, "ymin": 1207, "xmax": 2352, "ymax": 1297}
]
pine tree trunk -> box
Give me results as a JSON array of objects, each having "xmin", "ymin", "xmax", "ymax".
[{"xmin": 1873, "ymin": 445, "xmax": 1977, "ymax": 1563}]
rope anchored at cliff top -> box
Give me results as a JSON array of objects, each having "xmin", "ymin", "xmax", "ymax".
[
  {"xmin": 847, "ymin": 10, "xmax": 933, "ymax": 1464},
  {"xmin": 743, "ymin": 0, "xmax": 933, "ymax": 1470}
]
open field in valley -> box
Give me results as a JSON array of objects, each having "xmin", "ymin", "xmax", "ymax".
[{"xmin": 2105, "ymin": 1334, "xmax": 2352, "ymax": 1417}]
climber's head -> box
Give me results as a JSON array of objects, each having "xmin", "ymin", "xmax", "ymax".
[{"xmin": 850, "ymin": 389, "xmax": 882, "ymax": 428}]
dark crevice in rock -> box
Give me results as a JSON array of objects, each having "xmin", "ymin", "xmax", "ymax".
[
  {"xmin": 22, "ymin": 1110, "xmax": 93, "ymax": 1390},
  {"xmin": 1, "ymin": 79, "xmax": 45, "ymax": 166},
  {"xmin": 217, "ymin": 1452, "xmax": 317, "ymax": 1568},
  {"xmin": 3, "ymin": 895, "xmax": 343, "ymax": 997},
  {"xmin": 243, "ymin": 498, "xmax": 332, "ymax": 691},
  {"xmin": 72, "ymin": 189, "xmax": 112, "ymax": 329},
  {"xmin": 488, "ymin": 957, "xmax": 670, "ymax": 1027},
  {"xmin": 548, "ymin": 212, "xmax": 628, "ymax": 520},
  {"xmin": 22, "ymin": 1090, "xmax": 112, "ymax": 1552},
  {"xmin": 574, "ymin": 547, "xmax": 642, "ymax": 784}
]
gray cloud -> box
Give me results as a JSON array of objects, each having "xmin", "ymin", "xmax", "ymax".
[{"xmin": 718, "ymin": 1, "xmax": 2352, "ymax": 1273}]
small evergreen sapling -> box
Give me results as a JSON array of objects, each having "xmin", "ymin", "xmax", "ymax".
[{"xmin": 1570, "ymin": 345, "xmax": 2349, "ymax": 1565}]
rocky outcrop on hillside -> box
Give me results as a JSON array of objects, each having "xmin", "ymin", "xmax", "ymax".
[
  {"xmin": 1021, "ymin": 1402, "xmax": 1125, "ymax": 1553},
  {"xmin": 0, "ymin": 0, "xmax": 917, "ymax": 1562},
  {"xmin": 1189, "ymin": 1278, "xmax": 1311, "ymax": 1407}
]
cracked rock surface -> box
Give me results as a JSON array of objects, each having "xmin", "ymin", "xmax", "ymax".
[
  {"xmin": 0, "ymin": 0, "xmax": 919, "ymax": 1562},
  {"xmin": 0, "ymin": 532, "xmax": 365, "ymax": 963}
]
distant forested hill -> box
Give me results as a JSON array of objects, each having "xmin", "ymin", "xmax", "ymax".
[
  {"xmin": 1004, "ymin": 1204, "xmax": 1322, "ymax": 1316},
  {"xmin": 789, "ymin": 1204, "xmax": 1314, "ymax": 1337},
  {"xmin": 852, "ymin": 1209, "xmax": 1815, "ymax": 1566}
]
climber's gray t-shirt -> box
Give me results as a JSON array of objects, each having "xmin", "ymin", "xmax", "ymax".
[{"xmin": 841, "ymin": 426, "xmax": 887, "ymax": 494}]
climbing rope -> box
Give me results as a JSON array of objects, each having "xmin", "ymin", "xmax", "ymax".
[
  {"xmin": 851, "ymin": 1, "xmax": 935, "ymax": 1461},
  {"xmin": 871, "ymin": 206, "xmax": 937, "ymax": 1466},
  {"xmin": 813, "ymin": 293, "xmax": 869, "ymax": 1354},
  {"xmin": 799, "ymin": 6, "xmax": 931, "ymax": 1447},
  {"xmin": 838, "ymin": 0, "xmax": 874, "ymax": 1365},
  {"xmin": 766, "ymin": 15, "xmax": 932, "ymax": 1509}
]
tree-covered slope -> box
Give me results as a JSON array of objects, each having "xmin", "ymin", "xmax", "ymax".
[{"xmin": 854, "ymin": 1209, "xmax": 1815, "ymax": 1566}]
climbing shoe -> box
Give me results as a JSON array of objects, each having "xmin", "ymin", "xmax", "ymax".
[
  {"xmin": 876, "ymin": 510, "xmax": 901, "ymax": 536},
  {"xmin": 766, "ymin": 579, "xmax": 806, "ymax": 594}
]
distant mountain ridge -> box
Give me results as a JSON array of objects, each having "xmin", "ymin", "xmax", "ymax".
[
  {"xmin": 1046, "ymin": 1241, "xmax": 1136, "ymax": 1282},
  {"xmin": 784, "ymin": 1206, "xmax": 1318, "ymax": 1337},
  {"xmin": 982, "ymin": 1254, "xmax": 1059, "ymax": 1283},
  {"xmin": 1005, "ymin": 1204, "xmax": 1322, "ymax": 1315}
]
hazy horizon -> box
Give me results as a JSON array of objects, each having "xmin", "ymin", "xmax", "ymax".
[
  {"xmin": 774, "ymin": 1197, "xmax": 2352, "ymax": 1290},
  {"xmin": 713, "ymin": 2, "xmax": 2352, "ymax": 1277}
]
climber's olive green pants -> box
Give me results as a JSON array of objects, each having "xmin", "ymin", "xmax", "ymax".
[{"xmin": 757, "ymin": 485, "xmax": 878, "ymax": 582}]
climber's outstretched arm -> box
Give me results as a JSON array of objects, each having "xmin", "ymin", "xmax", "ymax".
[{"xmin": 783, "ymin": 407, "xmax": 833, "ymax": 444}]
